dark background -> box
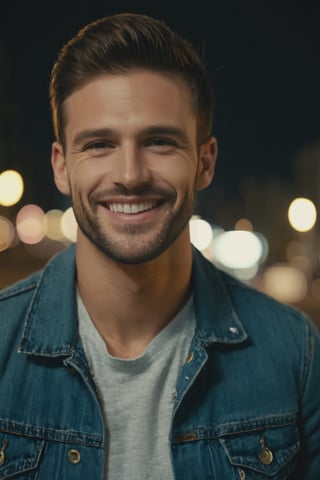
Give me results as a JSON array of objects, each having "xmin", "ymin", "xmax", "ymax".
[
  {"xmin": 1, "ymin": 1, "xmax": 320, "ymax": 215},
  {"xmin": 1, "ymin": 1, "xmax": 320, "ymax": 325}
]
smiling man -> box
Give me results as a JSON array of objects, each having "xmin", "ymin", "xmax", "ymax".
[
  {"xmin": 0, "ymin": 13, "xmax": 319, "ymax": 480},
  {"xmin": 52, "ymin": 71, "xmax": 214, "ymax": 267}
]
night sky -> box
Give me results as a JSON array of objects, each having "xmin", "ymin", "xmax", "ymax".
[{"xmin": 1, "ymin": 1, "xmax": 320, "ymax": 221}]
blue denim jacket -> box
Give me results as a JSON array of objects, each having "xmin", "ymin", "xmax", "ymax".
[{"xmin": 0, "ymin": 244, "xmax": 319, "ymax": 479}]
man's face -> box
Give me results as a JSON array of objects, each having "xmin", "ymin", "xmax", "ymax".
[{"xmin": 52, "ymin": 70, "xmax": 216, "ymax": 264}]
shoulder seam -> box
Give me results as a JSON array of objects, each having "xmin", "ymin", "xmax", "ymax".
[{"xmin": 0, "ymin": 281, "xmax": 38, "ymax": 301}]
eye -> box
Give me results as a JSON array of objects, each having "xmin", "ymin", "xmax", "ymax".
[
  {"xmin": 145, "ymin": 137, "xmax": 177, "ymax": 151},
  {"xmin": 147, "ymin": 137, "xmax": 175, "ymax": 146},
  {"xmin": 86, "ymin": 140, "xmax": 113, "ymax": 150},
  {"xmin": 81, "ymin": 140, "xmax": 115, "ymax": 156}
]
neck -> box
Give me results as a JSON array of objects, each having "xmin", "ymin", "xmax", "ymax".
[{"xmin": 76, "ymin": 232, "xmax": 193, "ymax": 358}]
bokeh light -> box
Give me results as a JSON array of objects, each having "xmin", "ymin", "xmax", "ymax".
[
  {"xmin": 16, "ymin": 204, "xmax": 45, "ymax": 244},
  {"xmin": 0, "ymin": 216, "xmax": 15, "ymax": 251},
  {"xmin": 212, "ymin": 230, "xmax": 263, "ymax": 269},
  {"xmin": 44, "ymin": 209, "xmax": 64, "ymax": 241},
  {"xmin": 0, "ymin": 170, "xmax": 24, "ymax": 206},
  {"xmin": 189, "ymin": 216, "xmax": 213, "ymax": 251},
  {"xmin": 61, "ymin": 207, "xmax": 78, "ymax": 242},
  {"xmin": 262, "ymin": 264, "xmax": 308, "ymax": 303},
  {"xmin": 234, "ymin": 218, "xmax": 253, "ymax": 231},
  {"xmin": 288, "ymin": 197, "xmax": 317, "ymax": 232}
]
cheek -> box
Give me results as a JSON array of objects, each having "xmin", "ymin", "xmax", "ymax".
[
  {"xmin": 68, "ymin": 164, "xmax": 104, "ymax": 195},
  {"xmin": 157, "ymin": 157, "xmax": 197, "ymax": 185},
  {"xmin": 164, "ymin": 167, "xmax": 197, "ymax": 195}
]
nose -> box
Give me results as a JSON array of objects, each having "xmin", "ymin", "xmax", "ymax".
[{"xmin": 112, "ymin": 142, "xmax": 152, "ymax": 189}]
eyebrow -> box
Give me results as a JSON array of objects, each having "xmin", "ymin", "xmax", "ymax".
[{"xmin": 72, "ymin": 125, "xmax": 191, "ymax": 147}]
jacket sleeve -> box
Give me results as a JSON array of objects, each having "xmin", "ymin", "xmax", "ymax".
[{"xmin": 297, "ymin": 316, "xmax": 320, "ymax": 478}]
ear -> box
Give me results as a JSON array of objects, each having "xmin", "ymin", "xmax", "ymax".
[
  {"xmin": 51, "ymin": 142, "xmax": 71, "ymax": 196},
  {"xmin": 195, "ymin": 136, "xmax": 218, "ymax": 191}
]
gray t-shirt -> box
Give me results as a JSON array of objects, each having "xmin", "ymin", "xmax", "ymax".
[{"xmin": 77, "ymin": 293, "xmax": 196, "ymax": 480}]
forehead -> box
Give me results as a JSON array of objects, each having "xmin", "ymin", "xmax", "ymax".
[{"xmin": 63, "ymin": 70, "xmax": 197, "ymax": 136}]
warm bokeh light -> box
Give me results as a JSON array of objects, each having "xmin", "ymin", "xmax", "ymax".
[
  {"xmin": 233, "ymin": 264, "xmax": 259, "ymax": 281},
  {"xmin": 0, "ymin": 216, "xmax": 15, "ymax": 251},
  {"xmin": 44, "ymin": 209, "xmax": 64, "ymax": 241},
  {"xmin": 61, "ymin": 207, "xmax": 78, "ymax": 242},
  {"xmin": 16, "ymin": 204, "xmax": 46, "ymax": 244},
  {"xmin": 234, "ymin": 218, "xmax": 253, "ymax": 231},
  {"xmin": 212, "ymin": 230, "xmax": 263, "ymax": 269},
  {"xmin": 288, "ymin": 197, "xmax": 317, "ymax": 232},
  {"xmin": 0, "ymin": 170, "xmax": 24, "ymax": 206},
  {"xmin": 261, "ymin": 264, "xmax": 308, "ymax": 303},
  {"xmin": 189, "ymin": 216, "xmax": 213, "ymax": 251}
]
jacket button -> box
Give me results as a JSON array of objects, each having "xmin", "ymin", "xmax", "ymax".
[
  {"xmin": 186, "ymin": 351, "xmax": 194, "ymax": 363},
  {"xmin": 68, "ymin": 448, "xmax": 81, "ymax": 464},
  {"xmin": 259, "ymin": 446, "xmax": 273, "ymax": 465},
  {"xmin": 238, "ymin": 469, "xmax": 246, "ymax": 479},
  {"xmin": 0, "ymin": 439, "xmax": 8, "ymax": 466}
]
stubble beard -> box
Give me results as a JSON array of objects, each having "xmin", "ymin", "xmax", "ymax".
[{"xmin": 71, "ymin": 190, "xmax": 195, "ymax": 265}]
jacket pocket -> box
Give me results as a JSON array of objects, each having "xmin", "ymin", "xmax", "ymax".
[
  {"xmin": 0, "ymin": 432, "xmax": 44, "ymax": 479},
  {"xmin": 220, "ymin": 423, "xmax": 300, "ymax": 478}
]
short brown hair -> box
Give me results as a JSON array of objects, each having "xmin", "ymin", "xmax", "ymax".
[{"xmin": 49, "ymin": 13, "xmax": 214, "ymax": 147}]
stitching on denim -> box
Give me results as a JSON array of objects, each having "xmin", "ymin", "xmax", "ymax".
[
  {"xmin": 171, "ymin": 411, "xmax": 298, "ymax": 442},
  {"xmin": 0, "ymin": 420, "xmax": 103, "ymax": 447},
  {"xmin": 0, "ymin": 281, "xmax": 38, "ymax": 301}
]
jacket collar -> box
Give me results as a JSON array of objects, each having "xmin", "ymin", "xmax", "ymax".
[
  {"xmin": 19, "ymin": 245, "xmax": 248, "ymax": 356},
  {"xmin": 191, "ymin": 247, "xmax": 248, "ymax": 345},
  {"xmin": 19, "ymin": 244, "xmax": 78, "ymax": 356}
]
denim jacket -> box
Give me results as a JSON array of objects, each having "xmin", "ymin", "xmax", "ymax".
[{"xmin": 0, "ymin": 244, "xmax": 319, "ymax": 479}]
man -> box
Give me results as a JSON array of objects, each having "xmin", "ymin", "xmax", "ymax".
[{"xmin": 0, "ymin": 13, "xmax": 319, "ymax": 480}]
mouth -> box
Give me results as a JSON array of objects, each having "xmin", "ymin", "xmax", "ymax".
[{"xmin": 106, "ymin": 200, "xmax": 161, "ymax": 215}]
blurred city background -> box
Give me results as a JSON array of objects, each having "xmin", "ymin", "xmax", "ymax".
[{"xmin": 1, "ymin": 1, "xmax": 320, "ymax": 328}]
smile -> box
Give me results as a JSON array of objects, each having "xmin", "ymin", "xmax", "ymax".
[{"xmin": 108, "ymin": 201, "xmax": 158, "ymax": 214}]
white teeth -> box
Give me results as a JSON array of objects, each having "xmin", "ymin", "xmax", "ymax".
[{"xmin": 108, "ymin": 201, "xmax": 156, "ymax": 214}]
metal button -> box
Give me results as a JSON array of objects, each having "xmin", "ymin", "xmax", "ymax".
[
  {"xmin": 68, "ymin": 448, "xmax": 81, "ymax": 464},
  {"xmin": 229, "ymin": 326, "xmax": 239, "ymax": 334},
  {"xmin": 0, "ymin": 439, "xmax": 8, "ymax": 466},
  {"xmin": 259, "ymin": 446, "xmax": 273, "ymax": 465},
  {"xmin": 238, "ymin": 468, "xmax": 246, "ymax": 479},
  {"xmin": 186, "ymin": 351, "xmax": 194, "ymax": 363}
]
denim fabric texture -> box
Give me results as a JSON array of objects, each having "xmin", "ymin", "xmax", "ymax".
[{"xmin": 0, "ymin": 244, "xmax": 319, "ymax": 479}]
